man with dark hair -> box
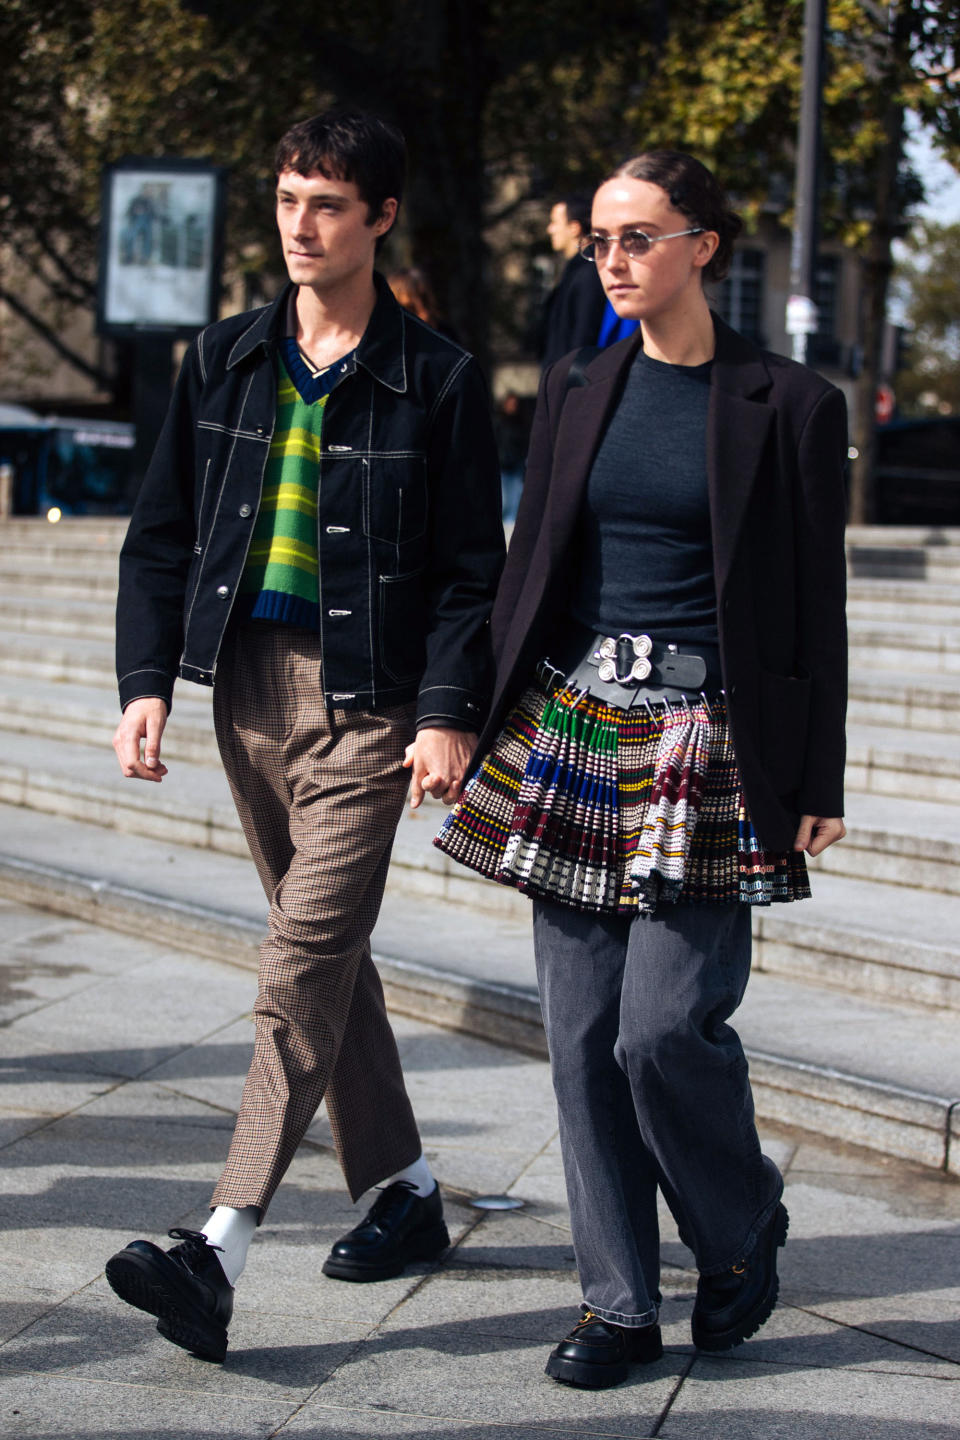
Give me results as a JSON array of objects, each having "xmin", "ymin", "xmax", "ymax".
[
  {"xmin": 104, "ymin": 109, "xmax": 504, "ymax": 1363},
  {"xmin": 538, "ymin": 193, "xmax": 607, "ymax": 369}
]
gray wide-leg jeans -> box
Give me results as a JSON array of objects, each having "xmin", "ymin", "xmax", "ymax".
[{"xmin": 533, "ymin": 898, "xmax": 783, "ymax": 1328}]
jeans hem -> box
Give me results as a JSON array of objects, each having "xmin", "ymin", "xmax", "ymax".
[
  {"xmin": 696, "ymin": 1182, "xmax": 784, "ymax": 1277},
  {"xmin": 582, "ymin": 1300, "xmax": 660, "ymax": 1328}
]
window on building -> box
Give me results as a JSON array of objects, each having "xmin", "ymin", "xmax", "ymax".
[{"xmin": 715, "ymin": 249, "xmax": 765, "ymax": 343}]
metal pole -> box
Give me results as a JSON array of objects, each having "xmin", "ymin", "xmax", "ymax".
[
  {"xmin": 129, "ymin": 333, "xmax": 174, "ymax": 507},
  {"xmin": 787, "ymin": 0, "xmax": 827, "ymax": 364}
]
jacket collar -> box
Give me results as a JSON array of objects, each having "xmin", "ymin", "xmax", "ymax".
[
  {"xmin": 226, "ymin": 271, "xmax": 408, "ymax": 392},
  {"xmin": 573, "ymin": 309, "xmax": 771, "ymax": 398},
  {"xmin": 708, "ymin": 312, "xmax": 772, "ymax": 399}
]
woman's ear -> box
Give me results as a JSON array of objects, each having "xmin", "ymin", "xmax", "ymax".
[{"xmin": 693, "ymin": 230, "xmax": 720, "ymax": 271}]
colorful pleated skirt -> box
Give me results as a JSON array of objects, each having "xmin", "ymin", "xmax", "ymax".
[{"xmin": 434, "ymin": 671, "xmax": 809, "ymax": 916}]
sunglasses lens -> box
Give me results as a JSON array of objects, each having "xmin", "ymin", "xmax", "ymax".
[{"xmin": 623, "ymin": 233, "xmax": 650, "ymax": 258}]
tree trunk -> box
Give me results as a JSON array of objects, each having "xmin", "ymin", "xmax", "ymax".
[
  {"xmin": 396, "ymin": 5, "xmax": 491, "ymax": 370},
  {"xmin": 847, "ymin": 11, "xmax": 911, "ymax": 525}
]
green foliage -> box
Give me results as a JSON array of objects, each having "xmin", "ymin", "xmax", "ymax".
[
  {"xmin": 894, "ymin": 221, "xmax": 960, "ymax": 414},
  {"xmin": 2, "ymin": 0, "xmax": 960, "ymax": 383}
]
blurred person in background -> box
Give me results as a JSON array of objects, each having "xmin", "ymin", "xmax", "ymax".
[
  {"xmin": 387, "ymin": 265, "xmax": 460, "ymax": 342},
  {"xmin": 539, "ymin": 192, "xmax": 607, "ymax": 369}
]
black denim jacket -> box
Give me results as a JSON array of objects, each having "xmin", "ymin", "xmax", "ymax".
[{"xmin": 117, "ymin": 276, "xmax": 505, "ymax": 727}]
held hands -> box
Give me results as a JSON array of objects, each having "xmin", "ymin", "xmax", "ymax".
[
  {"xmin": 403, "ymin": 726, "xmax": 477, "ymax": 810},
  {"xmin": 793, "ymin": 814, "xmax": 846, "ymax": 857},
  {"xmin": 112, "ymin": 697, "xmax": 169, "ymax": 782}
]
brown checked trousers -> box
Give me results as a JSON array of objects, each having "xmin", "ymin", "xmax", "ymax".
[{"xmin": 209, "ymin": 621, "xmax": 422, "ymax": 1214}]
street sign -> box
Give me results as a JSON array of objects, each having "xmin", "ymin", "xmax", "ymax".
[
  {"xmin": 786, "ymin": 294, "xmax": 819, "ymax": 336},
  {"xmin": 875, "ymin": 384, "xmax": 895, "ymax": 425}
]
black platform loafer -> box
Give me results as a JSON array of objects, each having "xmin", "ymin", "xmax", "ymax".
[
  {"xmin": 322, "ymin": 1180, "xmax": 450, "ymax": 1283},
  {"xmin": 545, "ymin": 1311, "xmax": 664, "ymax": 1389},
  {"xmin": 105, "ymin": 1227, "xmax": 233, "ymax": 1362},
  {"xmin": 691, "ymin": 1201, "xmax": 789, "ymax": 1352}
]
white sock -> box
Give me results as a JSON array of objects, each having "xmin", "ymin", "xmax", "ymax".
[
  {"xmin": 384, "ymin": 1153, "xmax": 435, "ymax": 1198},
  {"xmin": 201, "ymin": 1205, "xmax": 258, "ymax": 1286}
]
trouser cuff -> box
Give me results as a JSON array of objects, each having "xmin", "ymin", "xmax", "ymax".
[{"xmin": 581, "ymin": 1299, "xmax": 660, "ymax": 1329}]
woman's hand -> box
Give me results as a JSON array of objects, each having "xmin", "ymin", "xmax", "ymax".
[
  {"xmin": 793, "ymin": 815, "xmax": 846, "ymax": 856},
  {"xmin": 403, "ymin": 727, "xmax": 477, "ymax": 809}
]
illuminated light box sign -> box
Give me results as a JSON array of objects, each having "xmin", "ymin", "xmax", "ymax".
[{"xmin": 97, "ymin": 157, "xmax": 226, "ymax": 336}]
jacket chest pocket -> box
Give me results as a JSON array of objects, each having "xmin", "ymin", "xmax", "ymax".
[{"xmin": 362, "ymin": 455, "xmax": 428, "ymax": 546}]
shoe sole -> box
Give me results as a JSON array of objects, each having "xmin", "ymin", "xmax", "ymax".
[
  {"xmin": 545, "ymin": 1324, "xmax": 663, "ymax": 1388},
  {"xmin": 691, "ymin": 1203, "xmax": 789, "ymax": 1353},
  {"xmin": 545, "ymin": 1354, "xmax": 629, "ymax": 1388},
  {"xmin": 105, "ymin": 1251, "xmax": 227, "ymax": 1363},
  {"xmin": 321, "ymin": 1221, "xmax": 450, "ymax": 1283}
]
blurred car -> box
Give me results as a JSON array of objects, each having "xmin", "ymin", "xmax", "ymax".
[
  {"xmin": 0, "ymin": 404, "xmax": 135, "ymax": 515},
  {"xmin": 874, "ymin": 415, "xmax": 960, "ymax": 525}
]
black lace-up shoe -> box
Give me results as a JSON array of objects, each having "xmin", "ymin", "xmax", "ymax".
[
  {"xmin": 545, "ymin": 1311, "xmax": 664, "ymax": 1388},
  {"xmin": 691, "ymin": 1201, "xmax": 789, "ymax": 1352},
  {"xmin": 105, "ymin": 1228, "xmax": 233, "ymax": 1362},
  {"xmin": 322, "ymin": 1181, "xmax": 449, "ymax": 1282}
]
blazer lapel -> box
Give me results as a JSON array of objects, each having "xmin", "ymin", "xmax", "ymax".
[
  {"xmin": 707, "ymin": 319, "xmax": 774, "ymax": 600},
  {"xmin": 544, "ymin": 338, "xmax": 639, "ymax": 564}
]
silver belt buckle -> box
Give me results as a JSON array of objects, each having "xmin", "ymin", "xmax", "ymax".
[{"xmin": 597, "ymin": 632, "xmax": 653, "ymax": 685}]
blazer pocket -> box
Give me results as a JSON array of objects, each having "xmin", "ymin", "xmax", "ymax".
[
  {"xmin": 379, "ymin": 569, "xmax": 427, "ymax": 684},
  {"xmin": 758, "ymin": 668, "xmax": 811, "ymax": 796}
]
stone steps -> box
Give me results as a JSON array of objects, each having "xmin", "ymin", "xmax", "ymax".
[
  {"xmin": 845, "ymin": 524, "xmax": 960, "ymax": 581},
  {"xmin": 0, "ymin": 674, "xmax": 216, "ymax": 761},
  {"xmin": 4, "ymin": 626, "xmax": 957, "ymax": 735},
  {"xmin": 0, "ymin": 800, "xmax": 956, "ymax": 1175},
  {"xmin": 847, "ymin": 618, "xmax": 960, "ymax": 675},
  {"xmin": 0, "ymin": 595, "xmax": 115, "ymax": 644},
  {"xmin": 845, "ymin": 580, "xmax": 960, "ymax": 626},
  {"xmin": 4, "ymin": 673, "xmax": 960, "ymax": 804},
  {"xmin": 7, "ymin": 593, "xmax": 960, "ymax": 679},
  {"xmin": 847, "ymin": 667, "xmax": 960, "ymax": 732},
  {"xmin": 846, "ymin": 721, "xmax": 960, "ymax": 803},
  {"xmin": 2, "ymin": 516, "xmax": 959, "ymax": 1174},
  {"xmin": 1, "ymin": 727, "xmax": 959, "ymax": 1014}
]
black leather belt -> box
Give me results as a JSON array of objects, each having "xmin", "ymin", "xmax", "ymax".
[{"xmin": 540, "ymin": 632, "xmax": 711, "ymax": 711}]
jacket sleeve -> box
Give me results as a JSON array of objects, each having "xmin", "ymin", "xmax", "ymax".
[
  {"xmin": 116, "ymin": 338, "xmax": 204, "ymax": 712},
  {"xmin": 416, "ymin": 356, "xmax": 505, "ymax": 729},
  {"xmin": 793, "ymin": 384, "xmax": 849, "ymax": 818}
]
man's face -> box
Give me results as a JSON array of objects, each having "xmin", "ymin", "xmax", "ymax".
[
  {"xmin": 275, "ymin": 168, "xmax": 397, "ymax": 294},
  {"xmin": 546, "ymin": 203, "xmax": 581, "ymax": 256}
]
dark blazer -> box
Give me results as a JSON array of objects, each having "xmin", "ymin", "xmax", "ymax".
[
  {"xmin": 539, "ymin": 254, "xmax": 608, "ymax": 369},
  {"xmin": 477, "ymin": 314, "xmax": 849, "ymax": 853}
]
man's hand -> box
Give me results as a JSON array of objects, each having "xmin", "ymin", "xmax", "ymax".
[
  {"xmin": 793, "ymin": 814, "xmax": 846, "ymax": 857},
  {"xmin": 402, "ymin": 727, "xmax": 477, "ymax": 810},
  {"xmin": 113, "ymin": 697, "xmax": 170, "ymax": 782}
]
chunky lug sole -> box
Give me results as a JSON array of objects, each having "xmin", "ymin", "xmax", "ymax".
[
  {"xmin": 691, "ymin": 1203, "xmax": 790, "ymax": 1353},
  {"xmin": 321, "ymin": 1219, "xmax": 450, "ymax": 1283},
  {"xmin": 545, "ymin": 1323, "xmax": 664, "ymax": 1389},
  {"xmin": 105, "ymin": 1249, "xmax": 228, "ymax": 1363}
]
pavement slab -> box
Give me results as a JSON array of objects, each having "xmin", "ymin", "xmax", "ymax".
[{"xmin": 0, "ymin": 894, "xmax": 958, "ymax": 1440}]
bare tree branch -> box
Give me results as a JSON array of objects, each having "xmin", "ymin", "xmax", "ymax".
[{"xmin": 0, "ymin": 283, "xmax": 110, "ymax": 388}]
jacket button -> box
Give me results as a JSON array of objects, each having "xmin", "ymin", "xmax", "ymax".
[
  {"xmin": 216, "ymin": 585, "xmax": 230, "ymax": 600},
  {"xmin": 239, "ymin": 504, "xmax": 252, "ymax": 518}
]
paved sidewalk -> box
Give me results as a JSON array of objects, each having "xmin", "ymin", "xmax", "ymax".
[{"xmin": 1, "ymin": 896, "xmax": 958, "ymax": 1439}]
